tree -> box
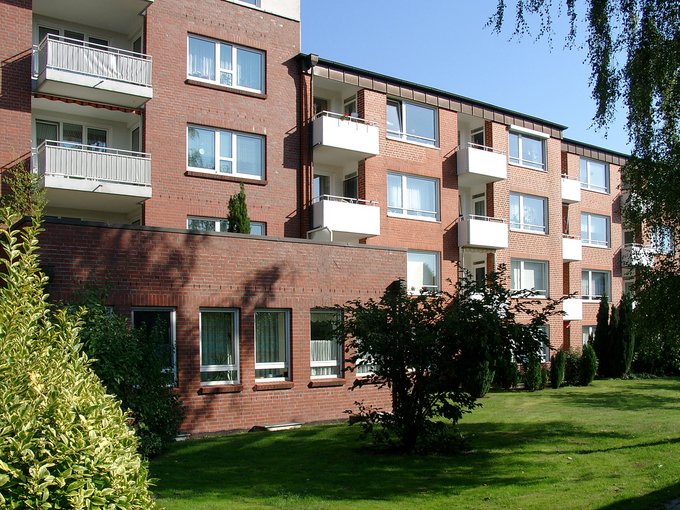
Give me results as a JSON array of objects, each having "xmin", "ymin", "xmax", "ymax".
[
  {"xmin": 615, "ymin": 294, "xmax": 635, "ymax": 377},
  {"xmin": 592, "ymin": 293, "xmax": 610, "ymax": 376},
  {"xmin": 341, "ymin": 267, "xmax": 560, "ymax": 453},
  {"xmin": 0, "ymin": 162, "xmax": 46, "ymax": 219},
  {"xmin": 0, "ymin": 208, "xmax": 158, "ymax": 508},
  {"xmin": 227, "ymin": 183, "xmax": 251, "ymax": 233}
]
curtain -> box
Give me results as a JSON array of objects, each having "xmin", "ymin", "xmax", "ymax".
[
  {"xmin": 311, "ymin": 311, "xmax": 339, "ymax": 376},
  {"xmin": 219, "ymin": 43, "xmax": 233, "ymax": 86},
  {"xmin": 406, "ymin": 176, "xmax": 435, "ymax": 217},
  {"xmin": 236, "ymin": 47, "xmax": 262, "ymax": 91},
  {"xmin": 188, "ymin": 37, "xmax": 215, "ymax": 80},
  {"xmin": 510, "ymin": 194, "xmax": 520, "ymax": 226},
  {"xmin": 236, "ymin": 135, "xmax": 262, "ymax": 177},
  {"xmin": 36, "ymin": 122, "xmax": 58, "ymax": 146},
  {"xmin": 201, "ymin": 312, "xmax": 234, "ymax": 367},
  {"xmin": 387, "ymin": 174, "xmax": 402, "ymax": 211},
  {"xmin": 256, "ymin": 312, "xmax": 285, "ymax": 364},
  {"xmin": 582, "ymin": 272, "xmax": 590, "ymax": 298}
]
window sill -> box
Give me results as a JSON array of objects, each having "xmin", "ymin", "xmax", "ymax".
[
  {"xmin": 581, "ymin": 186, "xmax": 610, "ymax": 195},
  {"xmin": 386, "ymin": 212, "xmax": 439, "ymax": 223},
  {"xmin": 253, "ymin": 381, "xmax": 294, "ymax": 391},
  {"xmin": 582, "ymin": 243, "xmax": 610, "ymax": 249},
  {"xmin": 185, "ymin": 78, "xmax": 267, "ymax": 100},
  {"xmin": 386, "ymin": 134, "xmax": 438, "ymax": 150},
  {"xmin": 185, "ymin": 170, "xmax": 268, "ymax": 186},
  {"xmin": 308, "ymin": 378, "xmax": 346, "ymax": 388},
  {"xmin": 510, "ymin": 228, "xmax": 547, "ymax": 235},
  {"xmin": 198, "ymin": 384, "xmax": 243, "ymax": 395},
  {"xmin": 508, "ymin": 161, "xmax": 547, "ymax": 172}
]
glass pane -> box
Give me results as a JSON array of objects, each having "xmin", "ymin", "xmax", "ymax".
[
  {"xmin": 386, "ymin": 101, "xmax": 402, "ymax": 135},
  {"xmin": 201, "ymin": 370, "xmax": 237, "ymax": 383},
  {"xmin": 188, "ymin": 127, "xmax": 215, "ymax": 169},
  {"xmin": 592, "ymin": 272, "xmax": 606, "ymax": 297},
  {"xmin": 249, "ymin": 222, "xmax": 265, "ymax": 235},
  {"xmin": 405, "ymin": 103, "xmax": 436, "ymax": 144},
  {"xmin": 64, "ymin": 30, "xmax": 85, "ymax": 44},
  {"xmin": 188, "ymin": 37, "xmax": 215, "ymax": 80},
  {"xmin": 407, "ymin": 252, "xmax": 438, "ymax": 291},
  {"xmin": 509, "ymin": 132, "xmax": 519, "ymax": 162},
  {"xmin": 38, "ymin": 26, "xmax": 59, "ymax": 43},
  {"xmin": 510, "ymin": 194, "xmax": 520, "ymax": 227},
  {"xmin": 523, "ymin": 195, "xmax": 545, "ymax": 231},
  {"xmin": 522, "ymin": 136, "xmax": 543, "ymax": 168},
  {"xmin": 590, "ymin": 216, "xmax": 608, "ymax": 245},
  {"xmin": 579, "ymin": 158, "xmax": 588, "ymax": 186},
  {"xmin": 343, "ymin": 175, "xmax": 357, "ymax": 199},
  {"xmin": 255, "ymin": 311, "xmax": 286, "ymax": 365},
  {"xmin": 405, "ymin": 176, "xmax": 436, "ymax": 218},
  {"xmin": 219, "ymin": 160, "xmax": 232, "ymax": 174},
  {"xmin": 581, "ymin": 271, "xmax": 590, "ymax": 297},
  {"xmin": 473, "ymin": 199, "xmax": 486, "ymax": 216},
  {"xmin": 131, "ymin": 127, "xmax": 140, "ymax": 153},
  {"xmin": 219, "ymin": 44, "xmax": 233, "ymax": 86},
  {"xmin": 236, "ymin": 47, "xmax": 263, "ymax": 91},
  {"xmin": 220, "ymin": 131, "xmax": 232, "ymax": 158},
  {"xmin": 589, "ymin": 160, "xmax": 607, "ymax": 191},
  {"xmin": 236, "ymin": 135, "xmax": 262, "ymax": 177},
  {"xmin": 313, "ymin": 175, "xmax": 330, "ymax": 200},
  {"xmin": 62, "ymin": 123, "xmax": 83, "ymax": 147},
  {"xmin": 89, "ymin": 37, "xmax": 108, "ymax": 47},
  {"xmin": 219, "ymin": 220, "xmax": 229, "ymax": 232},
  {"xmin": 201, "ymin": 311, "xmax": 235, "ymax": 366},
  {"xmin": 87, "ymin": 128, "xmax": 107, "ymax": 150},
  {"xmin": 132, "ymin": 310, "xmax": 173, "ymax": 372},
  {"xmin": 188, "ymin": 218, "xmax": 216, "ymax": 231},
  {"xmin": 511, "ymin": 260, "xmax": 521, "ymax": 290},
  {"xmin": 387, "ymin": 173, "xmax": 402, "ymax": 212},
  {"xmin": 581, "ymin": 214, "xmax": 589, "ymax": 241},
  {"xmin": 36, "ymin": 121, "xmax": 58, "ymax": 146},
  {"xmin": 524, "ymin": 261, "xmax": 545, "ymax": 292}
]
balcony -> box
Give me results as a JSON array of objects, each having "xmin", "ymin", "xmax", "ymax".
[
  {"xmin": 621, "ymin": 243, "xmax": 654, "ymax": 267},
  {"xmin": 312, "ymin": 112, "xmax": 379, "ymax": 166},
  {"xmin": 562, "ymin": 235, "xmax": 582, "ymax": 262},
  {"xmin": 457, "ymin": 143, "xmax": 507, "ymax": 187},
  {"xmin": 458, "ymin": 215, "xmax": 508, "ymax": 250},
  {"xmin": 561, "ymin": 175, "xmax": 581, "ymax": 203},
  {"xmin": 562, "ymin": 298, "xmax": 583, "ymax": 321},
  {"xmin": 34, "ymin": 35, "xmax": 153, "ymax": 108},
  {"xmin": 308, "ymin": 195, "xmax": 380, "ymax": 243},
  {"xmin": 35, "ymin": 141, "xmax": 152, "ymax": 215}
]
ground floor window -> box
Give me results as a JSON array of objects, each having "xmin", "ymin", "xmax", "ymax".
[
  {"xmin": 131, "ymin": 308, "xmax": 176, "ymax": 381},
  {"xmin": 200, "ymin": 309, "xmax": 239, "ymax": 384},
  {"xmin": 310, "ymin": 309, "xmax": 342, "ymax": 378},
  {"xmin": 255, "ymin": 309, "xmax": 290, "ymax": 381}
]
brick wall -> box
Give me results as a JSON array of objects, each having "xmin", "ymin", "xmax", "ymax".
[
  {"xmin": 143, "ymin": 0, "xmax": 302, "ymax": 238},
  {"xmin": 0, "ymin": 0, "xmax": 33, "ymax": 180},
  {"xmin": 39, "ymin": 220, "xmax": 404, "ymax": 434}
]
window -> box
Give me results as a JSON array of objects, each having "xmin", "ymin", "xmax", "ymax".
[
  {"xmin": 37, "ymin": 26, "xmax": 108, "ymax": 47},
  {"xmin": 343, "ymin": 173, "xmax": 358, "ymax": 200},
  {"xmin": 471, "ymin": 127, "xmax": 485, "ymax": 146},
  {"xmin": 187, "ymin": 217, "xmax": 265, "ymax": 235},
  {"xmin": 651, "ymin": 225, "xmax": 673, "ymax": 254},
  {"xmin": 387, "ymin": 172, "xmax": 439, "ymax": 220},
  {"xmin": 581, "ymin": 270, "xmax": 610, "ymax": 301},
  {"xmin": 343, "ymin": 96, "xmax": 357, "ymax": 116},
  {"xmin": 510, "ymin": 193, "xmax": 547, "ymax": 233},
  {"xmin": 582, "ymin": 325, "xmax": 595, "ymax": 347},
  {"xmin": 254, "ymin": 310, "xmax": 290, "ymax": 381},
  {"xmin": 132, "ymin": 308, "xmax": 176, "ymax": 380},
  {"xmin": 473, "ymin": 261, "xmax": 486, "ymax": 285},
  {"xmin": 200, "ymin": 309, "xmax": 239, "ymax": 384},
  {"xmin": 187, "ymin": 126, "xmax": 264, "ymax": 179},
  {"xmin": 580, "ymin": 157, "xmax": 609, "ymax": 193},
  {"xmin": 237, "ymin": 0, "xmax": 259, "ymax": 5},
  {"xmin": 508, "ymin": 131, "xmax": 545, "ymax": 170},
  {"xmin": 537, "ymin": 325, "xmax": 550, "ymax": 363},
  {"xmin": 472, "ymin": 192, "xmax": 486, "ymax": 216},
  {"xmin": 581, "ymin": 213, "xmax": 610, "ymax": 247},
  {"xmin": 511, "ymin": 259, "xmax": 548, "ymax": 297},
  {"xmin": 310, "ymin": 309, "xmax": 342, "ymax": 378},
  {"xmin": 355, "ymin": 356, "xmax": 377, "ymax": 377},
  {"xmin": 386, "ymin": 99, "xmax": 437, "ymax": 146},
  {"xmin": 35, "ymin": 120, "xmax": 108, "ymax": 151},
  {"xmin": 313, "ymin": 174, "xmax": 330, "ymax": 200},
  {"xmin": 407, "ymin": 251, "xmax": 439, "ymax": 294},
  {"xmin": 188, "ymin": 35, "xmax": 264, "ymax": 92}
]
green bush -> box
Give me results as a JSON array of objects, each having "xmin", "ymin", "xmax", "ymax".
[
  {"xmin": 579, "ymin": 344, "xmax": 598, "ymax": 386},
  {"xmin": 550, "ymin": 350, "xmax": 566, "ymax": 388},
  {"xmin": 0, "ymin": 209, "xmax": 158, "ymax": 509},
  {"xmin": 466, "ymin": 361, "xmax": 495, "ymax": 398},
  {"xmin": 523, "ymin": 357, "xmax": 543, "ymax": 391},
  {"xmin": 564, "ymin": 349, "xmax": 581, "ymax": 386},
  {"xmin": 540, "ymin": 365, "xmax": 549, "ymax": 389},
  {"xmin": 493, "ymin": 353, "xmax": 519, "ymax": 390},
  {"xmin": 79, "ymin": 304, "xmax": 184, "ymax": 458}
]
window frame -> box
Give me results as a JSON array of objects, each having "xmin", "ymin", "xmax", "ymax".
[
  {"xmin": 187, "ymin": 216, "xmax": 265, "ymax": 235},
  {"xmin": 387, "ymin": 172, "xmax": 440, "ymax": 221},
  {"xmin": 582, "ymin": 325, "xmax": 596, "ymax": 347},
  {"xmin": 581, "ymin": 269, "xmax": 611, "ymax": 301},
  {"xmin": 386, "ymin": 99, "xmax": 438, "ymax": 147},
  {"xmin": 508, "ymin": 130, "xmax": 546, "ymax": 171},
  {"xmin": 199, "ymin": 308, "xmax": 240, "ymax": 385},
  {"xmin": 310, "ymin": 309, "xmax": 343, "ymax": 379},
  {"xmin": 187, "ymin": 125, "xmax": 265, "ymax": 180},
  {"xmin": 407, "ymin": 250, "xmax": 440, "ymax": 295},
  {"xmin": 579, "ymin": 157, "xmax": 610, "ymax": 193},
  {"xmin": 581, "ymin": 212, "xmax": 610, "ymax": 247},
  {"xmin": 131, "ymin": 307, "xmax": 177, "ymax": 382},
  {"xmin": 187, "ymin": 34, "xmax": 264, "ymax": 93},
  {"xmin": 510, "ymin": 259, "xmax": 549, "ymax": 298},
  {"xmin": 510, "ymin": 192, "xmax": 548, "ymax": 234},
  {"xmin": 254, "ymin": 309, "xmax": 291, "ymax": 382}
]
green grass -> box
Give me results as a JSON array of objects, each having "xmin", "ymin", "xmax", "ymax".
[{"xmin": 150, "ymin": 378, "xmax": 680, "ymax": 509}]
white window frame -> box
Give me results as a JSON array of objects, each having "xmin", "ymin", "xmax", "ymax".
[
  {"xmin": 386, "ymin": 99, "xmax": 438, "ymax": 147},
  {"xmin": 581, "ymin": 213, "xmax": 610, "ymax": 247},
  {"xmin": 387, "ymin": 172, "xmax": 440, "ymax": 221},
  {"xmin": 355, "ymin": 355, "xmax": 377, "ymax": 377},
  {"xmin": 511, "ymin": 259, "xmax": 549, "ymax": 298},
  {"xmin": 580, "ymin": 157, "xmax": 610, "ymax": 193},
  {"xmin": 254, "ymin": 309, "xmax": 291, "ymax": 382},
  {"xmin": 187, "ymin": 34, "xmax": 264, "ymax": 93},
  {"xmin": 582, "ymin": 270, "xmax": 610, "ymax": 301},
  {"xmin": 310, "ymin": 309, "xmax": 343, "ymax": 379},
  {"xmin": 131, "ymin": 307, "xmax": 177, "ymax": 382},
  {"xmin": 187, "ymin": 125, "xmax": 264, "ymax": 180},
  {"xmin": 187, "ymin": 216, "xmax": 265, "ymax": 235},
  {"xmin": 508, "ymin": 128, "xmax": 547, "ymax": 171},
  {"xmin": 407, "ymin": 250, "xmax": 440, "ymax": 294},
  {"xmin": 510, "ymin": 192, "xmax": 547, "ymax": 233},
  {"xmin": 199, "ymin": 308, "xmax": 240, "ymax": 385}
]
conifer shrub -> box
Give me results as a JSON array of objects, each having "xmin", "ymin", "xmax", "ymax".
[
  {"xmin": 227, "ymin": 182, "xmax": 250, "ymax": 233},
  {"xmin": 493, "ymin": 353, "xmax": 519, "ymax": 390},
  {"xmin": 579, "ymin": 344, "xmax": 599, "ymax": 386},
  {"xmin": 564, "ymin": 349, "xmax": 581, "ymax": 386},
  {"xmin": 0, "ymin": 209, "xmax": 158, "ymax": 509},
  {"xmin": 523, "ymin": 356, "xmax": 543, "ymax": 391},
  {"xmin": 466, "ymin": 361, "xmax": 495, "ymax": 398},
  {"xmin": 550, "ymin": 349, "xmax": 566, "ymax": 388}
]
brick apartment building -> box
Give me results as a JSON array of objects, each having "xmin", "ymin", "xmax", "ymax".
[{"xmin": 0, "ymin": 0, "xmax": 639, "ymax": 435}]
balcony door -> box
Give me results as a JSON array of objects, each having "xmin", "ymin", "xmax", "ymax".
[{"xmin": 472, "ymin": 192, "xmax": 486, "ymax": 217}]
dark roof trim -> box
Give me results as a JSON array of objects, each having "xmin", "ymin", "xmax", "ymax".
[
  {"xmin": 562, "ymin": 138, "xmax": 629, "ymax": 166},
  {"xmin": 301, "ymin": 53, "xmax": 568, "ymax": 138}
]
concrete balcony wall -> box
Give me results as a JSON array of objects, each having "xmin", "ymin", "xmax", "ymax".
[
  {"xmin": 309, "ymin": 196, "xmax": 380, "ymax": 243},
  {"xmin": 621, "ymin": 243, "xmax": 654, "ymax": 267},
  {"xmin": 563, "ymin": 298, "xmax": 583, "ymax": 321},
  {"xmin": 561, "ymin": 176, "xmax": 581, "ymax": 203},
  {"xmin": 562, "ymin": 236, "xmax": 583, "ymax": 261},
  {"xmin": 457, "ymin": 144, "xmax": 507, "ymax": 187},
  {"xmin": 312, "ymin": 112, "xmax": 379, "ymax": 166},
  {"xmin": 458, "ymin": 215, "xmax": 508, "ymax": 250}
]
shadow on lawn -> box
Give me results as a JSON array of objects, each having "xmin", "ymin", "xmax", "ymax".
[
  {"xmin": 151, "ymin": 419, "xmax": 619, "ymax": 503},
  {"xmin": 544, "ymin": 385, "xmax": 680, "ymax": 412},
  {"xmin": 595, "ymin": 480, "xmax": 680, "ymax": 510}
]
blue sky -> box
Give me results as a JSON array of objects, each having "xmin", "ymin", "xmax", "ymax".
[{"xmin": 301, "ymin": 0, "xmax": 630, "ymax": 155}]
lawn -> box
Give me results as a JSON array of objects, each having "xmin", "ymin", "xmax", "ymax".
[{"xmin": 150, "ymin": 378, "xmax": 680, "ymax": 509}]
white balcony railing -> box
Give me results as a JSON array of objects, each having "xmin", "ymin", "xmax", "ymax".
[
  {"xmin": 35, "ymin": 140, "xmax": 151, "ymax": 188},
  {"xmin": 562, "ymin": 234, "xmax": 583, "ymax": 261},
  {"xmin": 561, "ymin": 174, "xmax": 581, "ymax": 203},
  {"xmin": 458, "ymin": 215, "xmax": 508, "ymax": 250},
  {"xmin": 457, "ymin": 143, "xmax": 507, "ymax": 186},
  {"xmin": 312, "ymin": 112, "xmax": 379, "ymax": 165},
  {"xmin": 621, "ymin": 243, "xmax": 654, "ymax": 267},
  {"xmin": 562, "ymin": 298, "xmax": 583, "ymax": 321},
  {"xmin": 309, "ymin": 194, "xmax": 380, "ymax": 242}
]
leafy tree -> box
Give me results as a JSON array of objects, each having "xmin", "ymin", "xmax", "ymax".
[
  {"xmin": 341, "ymin": 267, "xmax": 560, "ymax": 452},
  {"xmin": 592, "ymin": 293, "xmax": 610, "ymax": 376},
  {"xmin": 0, "ymin": 208, "xmax": 158, "ymax": 509},
  {"xmin": 550, "ymin": 349, "xmax": 566, "ymax": 388},
  {"xmin": 227, "ymin": 182, "xmax": 251, "ymax": 233},
  {"xmin": 0, "ymin": 162, "xmax": 46, "ymax": 219}
]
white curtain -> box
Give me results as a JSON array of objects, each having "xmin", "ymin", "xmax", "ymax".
[
  {"xmin": 188, "ymin": 37, "xmax": 215, "ymax": 80},
  {"xmin": 237, "ymin": 47, "xmax": 262, "ymax": 90}
]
